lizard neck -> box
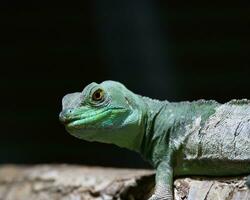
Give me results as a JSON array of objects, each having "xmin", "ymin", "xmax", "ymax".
[{"xmin": 139, "ymin": 96, "xmax": 168, "ymax": 164}]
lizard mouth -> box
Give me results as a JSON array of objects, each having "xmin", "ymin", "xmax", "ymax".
[{"xmin": 65, "ymin": 107, "xmax": 127, "ymax": 130}]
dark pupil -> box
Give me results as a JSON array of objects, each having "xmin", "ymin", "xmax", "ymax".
[
  {"xmin": 93, "ymin": 90, "xmax": 102, "ymax": 100},
  {"xmin": 95, "ymin": 92, "xmax": 101, "ymax": 99}
]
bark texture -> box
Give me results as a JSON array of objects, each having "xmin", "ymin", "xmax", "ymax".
[{"xmin": 0, "ymin": 165, "xmax": 249, "ymax": 200}]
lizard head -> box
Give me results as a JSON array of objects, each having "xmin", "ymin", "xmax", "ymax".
[{"xmin": 59, "ymin": 80, "xmax": 145, "ymax": 151}]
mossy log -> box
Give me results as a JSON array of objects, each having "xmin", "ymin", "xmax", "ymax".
[{"xmin": 0, "ymin": 165, "xmax": 249, "ymax": 200}]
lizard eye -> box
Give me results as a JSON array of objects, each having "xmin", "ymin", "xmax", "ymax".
[{"xmin": 92, "ymin": 89, "xmax": 104, "ymax": 101}]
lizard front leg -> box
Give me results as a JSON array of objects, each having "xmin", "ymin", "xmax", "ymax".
[{"xmin": 149, "ymin": 161, "xmax": 174, "ymax": 200}]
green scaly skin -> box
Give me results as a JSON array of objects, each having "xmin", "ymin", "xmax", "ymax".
[{"xmin": 59, "ymin": 80, "xmax": 250, "ymax": 200}]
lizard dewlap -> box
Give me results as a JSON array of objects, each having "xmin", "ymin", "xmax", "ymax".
[{"xmin": 59, "ymin": 80, "xmax": 250, "ymax": 200}]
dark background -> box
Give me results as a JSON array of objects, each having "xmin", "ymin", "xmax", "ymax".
[{"xmin": 0, "ymin": 1, "xmax": 249, "ymax": 168}]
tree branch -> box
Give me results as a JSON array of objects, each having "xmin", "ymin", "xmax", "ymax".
[{"xmin": 0, "ymin": 165, "xmax": 249, "ymax": 200}]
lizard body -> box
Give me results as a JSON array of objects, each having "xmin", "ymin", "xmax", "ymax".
[{"xmin": 59, "ymin": 81, "xmax": 250, "ymax": 200}]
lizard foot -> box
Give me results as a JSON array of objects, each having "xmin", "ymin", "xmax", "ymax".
[{"xmin": 148, "ymin": 187, "xmax": 173, "ymax": 200}]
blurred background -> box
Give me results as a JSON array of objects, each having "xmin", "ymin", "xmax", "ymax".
[{"xmin": 0, "ymin": 1, "xmax": 249, "ymax": 168}]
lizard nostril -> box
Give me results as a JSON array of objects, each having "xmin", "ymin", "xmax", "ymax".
[{"xmin": 59, "ymin": 108, "xmax": 73, "ymax": 123}]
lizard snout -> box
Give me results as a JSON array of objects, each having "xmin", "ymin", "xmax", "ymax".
[{"xmin": 59, "ymin": 108, "xmax": 73, "ymax": 124}]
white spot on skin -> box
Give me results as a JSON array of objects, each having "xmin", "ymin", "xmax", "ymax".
[
  {"xmin": 182, "ymin": 116, "xmax": 202, "ymax": 160},
  {"xmin": 184, "ymin": 116, "xmax": 201, "ymax": 136}
]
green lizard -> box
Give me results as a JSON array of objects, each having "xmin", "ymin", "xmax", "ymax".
[{"xmin": 59, "ymin": 80, "xmax": 250, "ymax": 200}]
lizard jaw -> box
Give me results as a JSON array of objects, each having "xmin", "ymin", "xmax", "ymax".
[{"xmin": 65, "ymin": 107, "xmax": 127, "ymax": 130}]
